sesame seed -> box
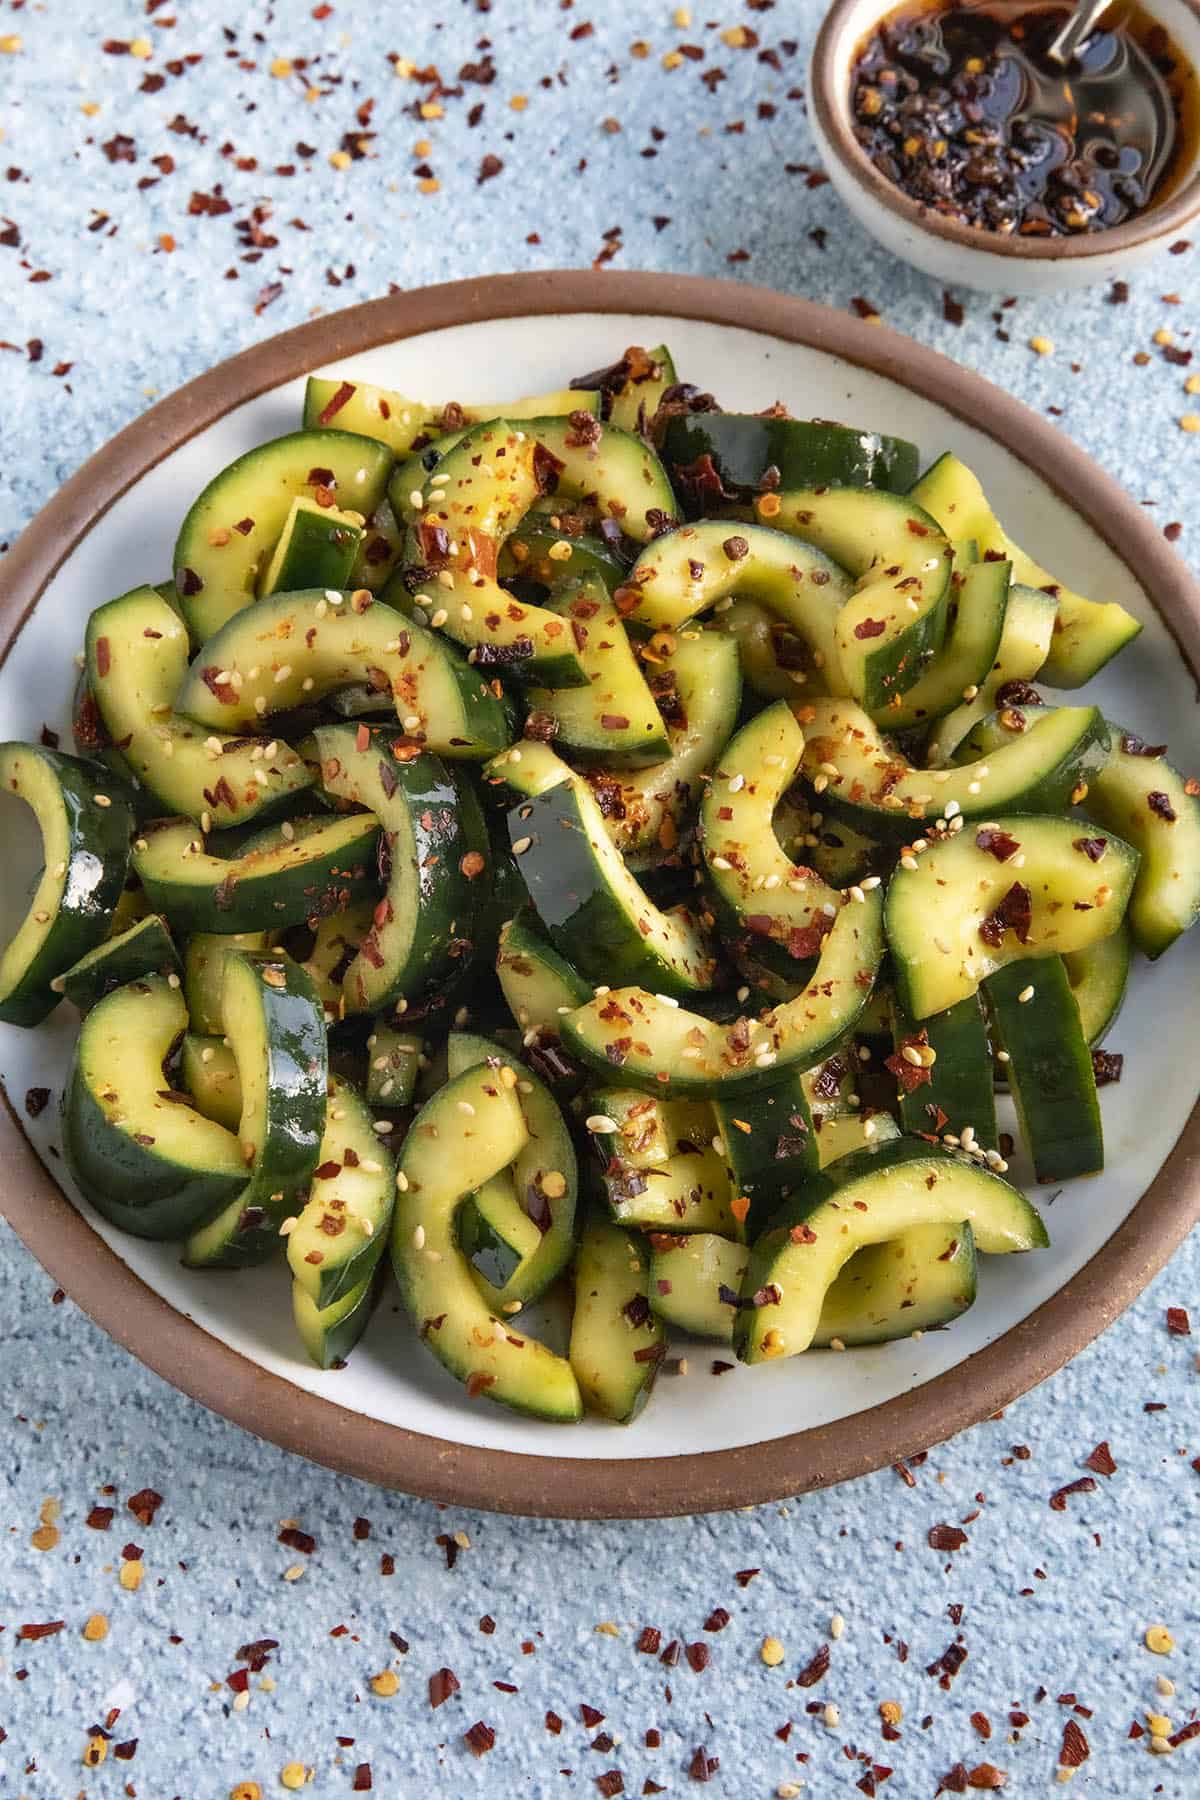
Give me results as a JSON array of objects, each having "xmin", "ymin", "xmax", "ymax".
[
  {"xmin": 512, "ymin": 835, "xmax": 532, "ymax": 855},
  {"xmin": 93, "ymin": 793, "xmax": 112, "ymax": 807},
  {"xmin": 457, "ymin": 1100, "xmax": 476, "ymax": 1116},
  {"xmin": 273, "ymin": 665, "xmax": 292, "ymax": 684},
  {"xmin": 849, "ymin": 885, "xmax": 866, "ymax": 904},
  {"xmin": 902, "ymin": 1045, "xmax": 924, "ymax": 1067},
  {"xmin": 901, "ymin": 854, "xmax": 918, "ymax": 871},
  {"xmin": 586, "ymin": 1115, "xmax": 619, "ymax": 1134},
  {"xmin": 860, "ymin": 875, "xmax": 881, "ymax": 890},
  {"xmin": 396, "ymin": 1170, "xmax": 409, "ymax": 1191},
  {"xmin": 1017, "ymin": 984, "xmax": 1035, "ymax": 1003},
  {"xmin": 653, "ymin": 993, "xmax": 680, "ymax": 1008},
  {"xmin": 962, "ymin": 684, "xmax": 979, "ymax": 701},
  {"xmin": 710, "ymin": 855, "xmax": 733, "ymax": 871}
]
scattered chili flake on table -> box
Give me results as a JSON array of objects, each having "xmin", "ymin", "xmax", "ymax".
[
  {"xmin": 1084, "ymin": 1441, "xmax": 1117, "ymax": 1476},
  {"xmin": 1167, "ymin": 1306, "xmax": 1192, "ymax": 1335}
]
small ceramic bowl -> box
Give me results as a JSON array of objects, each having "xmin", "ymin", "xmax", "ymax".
[{"xmin": 810, "ymin": 0, "xmax": 1200, "ymax": 293}]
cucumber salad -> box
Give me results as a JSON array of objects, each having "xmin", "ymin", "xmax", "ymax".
[{"xmin": 4, "ymin": 342, "xmax": 1196, "ymax": 1425}]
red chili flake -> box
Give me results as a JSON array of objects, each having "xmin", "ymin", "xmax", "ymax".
[
  {"xmin": 178, "ymin": 566, "xmax": 204, "ymax": 596},
  {"xmin": 533, "ymin": 440, "xmax": 566, "ymax": 494},
  {"xmin": 464, "ymin": 1721, "xmax": 496, "ymax": 1757},
  {"xmin": 277, "ymin": 1523, "xmax": 316, "ymax": 1554},
  {"xmin": 978, "ymin": 882, "xmax": 1033, "ymax": 948},
  {"xmin": 853, "ymin": 617, "xmax": 887, "ymax": 640},
  {"xmin": 352, "ymin": 1765, "xmax": 372, "ymax": 1791},
  {"xmin": 1170, "ymin": 1720, "xmax": 1200, "ymax": 1747},
  {"xmin": 928, "ymin": 1640, "xmax": 968, "ymax": 1685},
  {"xmin": 478, "ymin": 1614, "xmax": 496, "ymax": 1635},
  {"xmin": 966, "ymin": 1766, "xmax": 1007, "ymax": 1790},
  {"xmin": 796, "ymin": 1642, "xmax": 831, "ymax": 1687},
  {"xmin": 885, "ymin": 1040, "xmax": 933, "ymax": 1095},
  {"xmin": 939, "ymin": 1769, "xmax": 969, "ymax": 1795},
  {"xmin": 352, "ymin": 1516, "xmax": 371, "ymax": 1541},
  {"xmin": 643, "ymin": 1784, "xmax": 667, "ymax": 1797},
  {"xmin": 942, "ymin": 291, "xmax": 965, "ymax": 326},
  {"xmin": 1148, "ymin": 790, "xmax": 1178, "ymax": 822},
  {"xmin": 634, "ymin": 1343, "xmax": 666, "ymax": 1365},
  {"xmin": 86, "ymin": 1505, "xmax": 114, "ymax": 1530},
  {"xmin": 1167, "ymin": 1306, "xmax": 1191, "ymax": 1335},
  {"xmin": 18, "ymin": 1620, "xmax": 65, "ymax": 1640},
  {"xmin": 227, "ymin": 1667, "xmax": 250, "ymax": 1694},
  {"xmin": 787, "ymin": 921, "xmax": 832, "ymax": 960},
  {"xmin": 636, "ymin": 1627, "xmax": 662, "ymax": 1654},
  {"xmin": 1048, "ymin": 1476, "xmax": 1097, "ymax": 1511},
  {"xmin": 1057, "ymin": 1718, "xmax": 1089, "ymax": 1768},
  {"xmin": 236, "ymin": 1638, "xmax": 278, "ymax": 1672},
  {"xmin": 318, "ymin": 380, "xmax": 356, "ymax": 425},
  {"xmin": 929, "ymin": 1524, "xmax": 969, "ymax": 1553},
  {"xmin": 703, "ymin": 1607, "xmax": 731, "ymax": 1633},
  {"xmin": 684, "ymin": 1642, "xmax": 710, "ymax": 1673},
  {"xmin": 973, "ymin": 826, "xmax": 1020, "ymax": 863},
  {"xmin": 113, "ymin": 1740, "xmax": 138, "ymax": 1761},
  {"xmin": 580, "ymin": 1705, "xmax": 607, "ymax": 1728},
  {"xmin": 596, "ymin": 1775, "xmax": 624, "ymax": 1798},
  {"xmin": 851, "ymin": 295, "xmax": 880, "ymax": 318},
  {"xmin": 710, "ymin": 1359, "xmax": 734, "ymax": 1375},
  {"xmin": 429, "ymin": 1667, "xmax": 460, "ymax": 1708},
  {"xmin": 660, "ymin": 1640, "xmax": 681, "ymax": 1667},
  {"xmin": 546, "ymin": 1711, "xmax": 563, "ymax": 1735},
  {"xmin": 126, "ymin": 1488, "xmax": 163, "ymax": 1527},
  {"xmin": 1165, "ymin": 521, "xmax": 1184, "ymax": 541},
  {"xmin": 688, "ymin": 1746, "xmax": 718, "ymax": 1781},
  {"xmin": 380, "ymin": 1553, "xmax": 395, "ymax": 1575},
  {"xmin": 23, "ymin": 1086, "xmax": 51, "ymax": 1118},
  {"xmin": 1083, "ymin": 1441, "xmax": 1117, "ymax": 1476}
]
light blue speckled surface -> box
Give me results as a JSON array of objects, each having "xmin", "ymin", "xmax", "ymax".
[{"xmin": 2, "ymin": 3, "xmax": 1199, "ymax": 1794}]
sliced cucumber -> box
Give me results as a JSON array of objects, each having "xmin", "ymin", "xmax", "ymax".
[
  {"xmin": 182, "ymin": 949, "xmax": 328, "ymax": 1269},
  {"xmin": 58, "ymin": 914, "xmax": 180, "ymax": 1013},
  {"xmin": 924, "ymin": 582, "xmax": 1057, "ymax": 766},
  {"xmin": 524, "ymin": 577, "xmax": 671, "ymax": 768},
  {"xmin": 134, "ymin": 813, "xmax": 381, "ymax": 935},
  {"xmin": 287, "ymin": 1076, "xmax": 394, "ymax": 1309},
  {"xmin": 259, "ymin": 496, "xmax": 363, "ymax": 596},
  {"xmin": 736, "ymin": 1138, "xmax": 1047, "ymax": 1362},
  {"xmin": 877, "ymin": 559, "xmax": 1010, "ymax": 731},
  {"xmin": 183, "ymin": 929, "xmax": 274, "ymax": 1034},
  {"xmin": 720, "ymin": 597, "xmax": 818, "ymax": 699},
  {"xmin": 984, "ymin": 956, "xmax": 1103, "ymax": 1183},
  {"xmin": 63, "ymin": 976, "xmax": 246, "ymax": 1238},
  {"xmin": 1084, "ymin": 727, "xmax": 1200, "ymax": 957},
  {"xmin": 569, "ymin": 1214, "xmax": 664, "ymax": 1423},
  {"xmin": 174, "ymin": 589, "xmax": 511, "ymax": 762},
  {"xmin": 312, "ymin": 724, "xmax": 487, "ymax": 1012},
  {"xmin": 1064, "ymin": 922, "xmax": 1131, "ymax": 1046},
  {"xmin": 0, "ymin": 744, "xmax": 134, "ymax": 1026},
  {"xmin": 662, "ymin": 412, "xmax": 920, "ymax": 502},
  {"xmin": 889, "ymin": 991, "xmax": 997, "ymax": 1149},
  {"xmin": 500, "ymin": 520, "xmax": 628, "ymax": 596},
  {"xmin": 85, "ymin": 585, "xmax": 313, "ymax": 826},
  {"xmin": 496, "ymin": 909, "xmax": 592, "ymax": 1037},
  {"xmin": 180, "ymin": 1032, "xmax": 242, "ymax": 1130},
  {"xmin": 293, "ymin": 1272, "xmax": 377, "ymax": 1369},
  {"xmin": 712, "ymin": 1070, "xmax": 818, "ymax": 1236},
  {"xmin": 561, "ymin": 890, "xmax": 885, "ymax": 1096},
  {"xmin": 174, "ymin": 429, "xmax": 394, "ymax": 642},
  {"xmin": 886, "ymin": 814, "xmax": 1140, "ymax": 1019},
  {"xmin": 488, "ymin": 742, "xmax": 718, "ymax": 998},
  {"xmin": 910, "ymin": 452, "xmax": 1141, "ymax": 687},
  {"xmin": 295, "ymin": 900, "xmax": 374, "ymax": 1021},
  {"xmin": 391, "ymin": 1059, "xmax": 582, "ymax": 1421},
  {"xmin": 578, "ymin": 343, "xmax": 677, "ymax": 434},
  {"xmin": 589, "ymin": 1087, "xmax": 737, "ymax": 1234},
  {"xmin": 304, "ymin": 374, "xmax": 597, "ymax": 454},
  {"xmin": 648, "ymin": 1231, "xmax": 746, "ymax": 1341},
  {"xmin": 802, "ymin": 698, "xmax": 1110, "ymax": 834},
  {"xmin": 365, "ymin": 1024, "xmax": 424, "ymax": 1107}
]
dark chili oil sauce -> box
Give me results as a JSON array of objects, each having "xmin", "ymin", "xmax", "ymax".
[{"xmin": 851, "ymin": 1, "xmax": 1197, "ymax": 235}]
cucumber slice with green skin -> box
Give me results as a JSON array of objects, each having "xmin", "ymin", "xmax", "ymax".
[
  {"xmin": 312, "ymin": 724, "xmax": 487, "ymax": 1012},
  {"xmin": 573, "ymin": 343, "xmax": 678, "ymax": 435},
  {"xmin": 713, "ymin": 1072, "xmax": 818, "ymax": 1236},
  {"xmin": 512, "ymin": 416, "xmax": 678, "ymax": 540},
  {"xmin": 184, "ymin": 930, "xmax": 274, "ymax": 1033},
  {"xmin": 391, "ymin": 1060, "xmax": 583, "ymax": 1422},
  {"xmin": 175, "ymin": 589, "xmax": 510, "ymax": 762},
  {"xmin": 811, "ymin": 1221, "xmax": 978, "ymax": 1347},
  {"xmin": 984, "ymin": 955, "xmax": 1103, "ymax": 1182},
  {"xmin": 366, "ymin": 1024, "xmax": 424, "ymax": 1106},
  {"xmin": 569, "ymin": 1214, "xmax": 664, "ymax": 1423},
  {"xmin": 662, "ymin": 412, "xmax": 920, "ymax": 503},
  {"xmin": 924, "ymin": 583, "xmax": 1057, "ymax": 767},
  {"xmin": 910, "ymin": 452, "xmax": 1141, "ymax": 687},
  {"xmin": 134, "ymin": 813, "xmax": 381, "ymax": 935},
  {"xmin": 1082, "ymin": 727, "xmax": 1200, "ymax": 958},
  {"xmin": 700, "ymin": 700, "xmax": 840, "ymax": 977},
  {"xmin": 57, "ymin": 914, "xmax": 180, "ymax": 1013},
  {"xmin": 182, "ymin": 949, "xmax": 329, "ymax": 1269},
  {"xmin": 876, "ymin": 558, "xmax": 1010, "ymax": 732},
  {"xmin": 649, "ymin": 1217, "xmax": 976, "ymax": 1346},
  {"xmin": 622, "ymin": 521, "xmax": 852, "ymax": 682},
  {"xmin": 304, "ymin": 375, "xmax": 599, "ymax": 454},
  {"xmin": 736, "ymin": 1137, "xmax": 1047, "ymax": 1362},
  {"xmin": 1064, "ymin": 922, "xmax": 1131, "ymax": 1046},
  {"xmin": 562, "ymin": 891, "xmax": 885, "ymax": 1097},
  {"xmin": 180, "ymin": 1033, "xmax": 242, "ymax": 1130},
  {"xmin": 889, "ymin": 991, "xmax": 998, "ymax": 1150},
  {"xmin": 71, "ymin": 669, "xmax": 134, "ymax": 791},
  {"xmin": 292, "ymin": 900, "xmax": 374, "ymax": 1021},
  {"xmin": 588, "ymin": 1087, "xmax": 738, "ymax": 1234},
  {"xmin": 287, "ymin": 1076, "xmax": 395, "ymax": 1309},
  {"xmin": 886, "ymin": 813, "xmax": 1139, "ymax": 1020},
  {"xmin": 63, "ymin": 976, "xmax": 247, "ymax": 1239},
  {"xmin": 803, "ymin": 698, "xmax": 1111, "ymax": 836},
  {"xmin": 174, "ymin": 429, "xmax": 395, "ymax": 643},
  {"xmin": 579, "ymin": 629, "xmax": 743, "ymax": 863},
  {"xmin": 719, "ymin": 598, "xmax": 820, "ymax": 700},
  {"xmin": 496, "ymin": 909, "xmax": 592, "ymax": 1036},
  {"xmin": 500, "ymin": 520, "xmax": 628, "ymax": 595},
  {"xmin": 776, "ymin": 791, "xmax": 882, "ymax": 889},
  {"xmin": 767, "ymin": 488, "xmax": 953, "ymax": 711},
  {"xmin": 259, "ymin": 496, "xmax": 364, "ymax": 596},
  {"xmin": 293, "ymin": 1270, "xmax": 378, "ymax": 1369},
  {"xmin": 447, "ymin": 1032, "xmax": 578, "ymax": 1310},
  {"xmin": 488, "ymin": 742, "xmax": 718, "ymax": 999},
  {"xmin": 85, "ymin": 586, "xmax": 314, "ymax": 827},
  {"xmin": 348, "ymin": 496, "xmax": 405, "ymax": 595},
  {"xmin": 0, "ymin": 745, "xmax": 135, "ymax": 1026},
  {"xmin": 817, "ymin": 1107, "xmax": 901, "ymax": 1164},
  {"xmin": 524, "ymin": 578, "xmax": 671, "ymax": 768}
]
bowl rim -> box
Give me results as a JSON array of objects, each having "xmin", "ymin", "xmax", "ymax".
[
  {"xmin": 2, "ymin": 266, "xmax": 1200, "ymax": 1518},
  {"xmin": 811, "ymin": 0, "xmax": 1200, "ymax": 262}
]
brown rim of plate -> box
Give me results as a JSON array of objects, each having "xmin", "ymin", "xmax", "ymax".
[
  {"xmin": 811, "ymin": 0, "xmax": 1200, "ymax": 261},
  {"xmin": 2, "ymin": 269, "xmax": 1199, "ymax": 1519}
]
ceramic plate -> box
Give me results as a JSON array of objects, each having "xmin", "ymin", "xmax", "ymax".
[{"xmin": 3, "ymin": 271, "xmax": 1199, "ymax": 1517}]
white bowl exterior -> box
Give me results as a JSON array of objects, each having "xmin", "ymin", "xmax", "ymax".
[
  {"xmin": 2, "ymin": 310, "xmax": 1198, "ymax": 1465},
  {"xmin": 810, "ymin": 0, "xmax": 1200, "ymax": 295}
]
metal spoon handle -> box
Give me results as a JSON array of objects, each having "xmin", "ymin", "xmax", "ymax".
[{"xmin": 1045, "ymin": 0, "xmax": 1113, "ymax": 67}]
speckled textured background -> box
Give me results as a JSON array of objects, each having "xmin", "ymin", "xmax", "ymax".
[{"xmin": 2, "ymin": 2, "xmax": 1199, "ymax": 1794}]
